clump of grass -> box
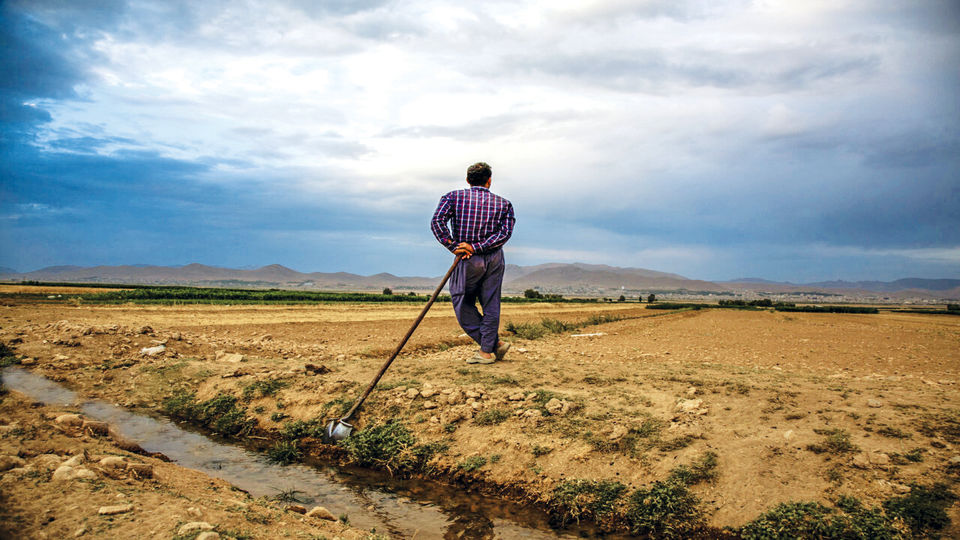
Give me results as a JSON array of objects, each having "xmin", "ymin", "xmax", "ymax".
[
  {"xmin": 876, "ymin": 426, "xmax": 911, "ymax": 439},
  {"xmin": 553, "ymin": 479, "xmax": 627, "ymax": 524},
  {"xmin": 269, "ymin": 412, "xmax": 288, "ymax": 422},
  {"xmin": 504, "ymin": 321, "xmax": 548, "ymax": 340},
  {"xmin": 625, "ymin": 478, "xmax": 701, "ymax": 538},
  {"xmin": 163, "ymin": 391, "xmax": 256, "ymax": 436},
  {"xmin": 807, "ymin": 429, "xmax": 858, "ymax": 454},
  {"xmin": 505, "ymin": 312, "xmax": 626, "ymax": 340},
  {"xmin": 376, "ymin": 379, "xmax": 420, "ymax": 391},
  {"xmin": 242, "ymin": 379, "xmax": 287, "ymax": 400},
  {"xmin": 883, "ymin": 483, "xmax": 956, "ymax": 537},
  {"xmin": 267, "ymin": 440, "xmax": 301, "ymax": 465},
  {"xmin": 740, "ymin": 496, "xmax": 900, "ymax": 540},
  {"xmin": 339, "ymin": 422, "xmax": 418, "ymax": 473},
  {"xmin": 0, "ymin": 342, "xmax": 21, "ymax": 368},
  {"xmin": 458, "ymin": 456, "xmax": 487, "ymax": 472},
  {"xmin": 270, "ymin": 488, "xmax": 306, "ymax": 503},
  {"xmin": 532, "ymin": 444, "xmax": 553, "ymax": 456},
  {"xmin": 474, "ymin": 408, "xmax": 511, "ymax": 426},
  {"xmin": 280, "ymin": 418, "xmax": 326, "ymax": 440},
  {"xmin": 668, "ymin": 452, "xmax": 718, "ymax": 485},
  {"xmin": 586, "ymin": 417, "xmax": 664, "ymax": 457},
  {"xmin": 657, "ymin": 435, "xmax": 697, "ymax": 452}
]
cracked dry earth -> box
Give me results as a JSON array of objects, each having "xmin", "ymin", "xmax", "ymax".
[{"xmin": 1, "ymin": 297, "xmax": 959, "ymax": 536}]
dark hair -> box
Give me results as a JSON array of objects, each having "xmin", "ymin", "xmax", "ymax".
[{"xmin": 466, "ymin": 162, "xmax": 492, "ymax": 186}]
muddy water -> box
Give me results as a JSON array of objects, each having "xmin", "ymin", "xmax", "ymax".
[{"xmin": 2, "ymin": 367, "xmax": 607, "ymax": 539}]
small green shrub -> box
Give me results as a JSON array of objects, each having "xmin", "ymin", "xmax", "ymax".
[
  {"xmin": 668, "ymin": 452, "xmax": 718, "ymax": 485},
  {"xmin": 883, "ymin": 483, "xmax": 956, "ymax": 537},
  {"xmin": 340, "ymin": 422, "xmax": 417, "ymax": 472},
  {"xmin": 458, "ymin": 456, "xmax": 487, "ymax": 472},
  {"xmin": 0, "ymin": 342, "xmax": 20, "ymax": 368},
  {"xmin": 267, "ymin": 440, "xmax": 301, "ymax": 465},
  {"xmin": 242, "ymin": 379, "xmax": 287, "ymax": 400},
  {"xmin": 876, "ymin": 426, "xmax": 911, "ymax": 439},
  {"xmin": 532, "ymin": 444, "xmax": 553, "ymax": 456},
  {"xmin": 553, "ymin": 479, "xmax": 627, "ymax": 524},
  {"xmin": 807, "ymin": 429, "xmax": 858, "ymax": 454},
  {"xmin": 474, "ymin": 408, "xmax": 511, "ymax": 426},
  {"xmin": 740, "ymin": 498, "xmax": 900, "ymax": 540},
  {"xmin": 162, "ymin": 391, "xmax": 255, "ymax": 436},
  {"xmin": 625, "ymin": 479, "xmax": 701, "ymax": 538},
  {"xmin": 280, "ymin": 418, "xmax": 325, "ymax": 440}
]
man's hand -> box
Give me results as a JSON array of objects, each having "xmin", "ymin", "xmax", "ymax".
[{"xmin": 453, "ymin": 242, "xmax": 475, "ymax": 259}]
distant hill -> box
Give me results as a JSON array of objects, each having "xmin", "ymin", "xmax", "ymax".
[
  {"xmin": 2, "ymin": 263, "xmax": 956, "ymax": 299},
  {"xmin": 0, "ymin": 267, "xmax": 19, "ymax": 275}
]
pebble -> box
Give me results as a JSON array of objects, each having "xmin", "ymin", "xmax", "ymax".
[
  {"xmin": 178, "ymin": 522, "xmax": 214, "ymax": 535},
  {"xmin": 686, "ymin": 386, "xmax": 698, "ymax": 396},
  {"xmin": 0, "ymin": 455, "xmax": 26, "ymax": 471},
  {"xmin": 867, "ymin": 399, "xmax": 883, "ymax": 408},
  {"xmin": 127, "ymin": 463, "xmax": 153, "ymax": 479},
  {"xmin": 286, "ymin": 504, "xmax": 307, "ymax": 514},
  {"xmin": 99, "ymin": 456, "xmax": 127, "ymax": 469},
  {"xmin": 675, "ymin": 399, "xmax": 707, "ymax": 414},
  {"xmin": 140, "ymin": 345, "xmax": 166, "ymax": 356},
  {"xmin": 82, "ymin": 420, "xmax": 109, "ymax": 436},
  {"xmin": 507, "ymin": 392, "xmax": 525, "ymax": 401},
  {"xmin": 306, "ymin": 506, "xmax": 337, "ymax": 521},
  {"xmin": 63, "ymin": 452, "xmax": 87, "ymax": 467},
  {"xmin": 783, "ymin": 430, "xmax": 794, "ymax": 441},
  {"xmin": 186, "ymin": 507, "xmax": 203, "ymax": 518},
  {"xmin": 422, "ymin": 401, "xmax": 438, "ymax": 410},
  {"xmin": 405, "ymin": 388, "xmax": 419, "ymax": 399},
  {"xmin": 215, "ymin": 352, "xmax": 244, "ymax": 363},
  {"xmin": 98, "ymin": 504, "xmax": 133, "ymax": 515},
  {"xmin": 55, "ymin": 414, "xmax": 84, "ymax": 428},
  {"xmin": 420, "ymin": 388, "xmax": 438, "ymax": 398}
]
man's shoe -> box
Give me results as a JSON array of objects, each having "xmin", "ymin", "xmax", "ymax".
[
  {"xmin": 495, "ymin": 341, "xmax": 511, "ymax": 361},
  {"xmin": 466, "ymin": 352, "xmax": 495, "ymax": 365}
]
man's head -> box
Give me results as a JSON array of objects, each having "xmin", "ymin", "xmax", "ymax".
[{"xmin": 466, "ymin": 162, "xmax": 492, "ymax": 187}]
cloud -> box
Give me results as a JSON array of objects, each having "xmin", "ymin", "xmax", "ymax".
[{"xmin": 1, "ymin": 0, "xmax": 958, "ymax": 281}]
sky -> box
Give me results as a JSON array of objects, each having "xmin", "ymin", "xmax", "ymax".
[{"xmin": 1, "ymin": 0, "xmax": 958, "ymax": 282}]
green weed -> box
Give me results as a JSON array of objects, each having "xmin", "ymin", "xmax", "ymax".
[
  {"xmin": 339, "ymin": 422, "xmax": 418, "ymax": 473},
  {"xmin": 807, "ymin": 429, "xmax": 858, "ymax": 454},
  {"xmin": 474, "ymin": 408, "xmax": 511, "ymax": 426},
  {"xmin": 267, "ymin": 440, "xmax": 302, "ymax": 465},
  {"xmin": 883, "ymin": 483, "xmax": 956, "ymax": 537},
  {"xmin": 625, "ymin": 478, "xmax": 701, "ymax": 538},
  {"xmin": 553, "ymin": 479, "xmax": 627, "ymax": 524},
  {"xmin": 242, "ymin": 379, "xmax": 287, "ymax": 400},
  {"xmin": 458, "ymin": 456, "xmax": 487, "ymax": 472},
  {"xmin": 740, "ymin": 497, "xmax": 900, "ymax": 540}
]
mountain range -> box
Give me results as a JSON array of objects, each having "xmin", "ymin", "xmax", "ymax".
[{"xmin": 1, "ymin": 263, "xmax": 957, "ymax": 299}]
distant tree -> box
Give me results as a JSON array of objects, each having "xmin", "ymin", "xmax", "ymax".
[
  {"xmin": 638, "ymin": 295, "xmax": 643, "ymax": 303},
  {"xmin": 382, "ymin": 287, "xmax": 393, "ymax": 295},
  {"xmin": 618, "ymin": 294, "xmax": 626, "ymax": 302},
  {"xmin": 408, "ymin": 291, "xmax": 417, "ymax": 296},
  {"xmin": 524, "ymin": 289, "xmax": 542, "ymax": 299},
  {"xmin": 647, "ymin": 293, "xmax": 657, "ymax": 303},
  {"xmin": 948, "ymin": 304, "xmax": 960, "ymax": 311}
]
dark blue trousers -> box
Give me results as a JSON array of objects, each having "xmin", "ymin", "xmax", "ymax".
[{"xmin": 449, "ymin": 249, "xmax": 504, "ymax": 353}]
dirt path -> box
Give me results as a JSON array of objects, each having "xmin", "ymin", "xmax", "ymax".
[{"xmin": 1, "ymin": 302, "xmax": 958, "ymax": 536}]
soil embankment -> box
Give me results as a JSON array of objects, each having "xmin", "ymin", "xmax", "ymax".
[{"xmin": 1, "ymin": 300, "xmax": 959, "ymax": 537}]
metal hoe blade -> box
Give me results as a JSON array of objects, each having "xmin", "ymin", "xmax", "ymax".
[{"xmin": 325, "ymin": 419, "xmax": 354, "ymax": 441}]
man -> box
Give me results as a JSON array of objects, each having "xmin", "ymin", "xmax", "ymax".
[{"xmin": 430, "ymin": 162, "xmax": 516, "ymax": 364}]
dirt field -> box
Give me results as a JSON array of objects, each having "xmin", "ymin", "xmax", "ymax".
[{"xmin": 2, "ymin": 301, "xmax": 959, "ymax": 537}]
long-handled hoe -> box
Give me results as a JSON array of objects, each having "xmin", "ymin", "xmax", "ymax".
[{"xmin": 324, "ymin": 255, "xmax": 463, "ymax": 441}]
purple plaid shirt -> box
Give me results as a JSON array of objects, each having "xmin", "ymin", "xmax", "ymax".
[{"xmin": 431, "ymin": 186, "xmax": 516, "ymax": 254}]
